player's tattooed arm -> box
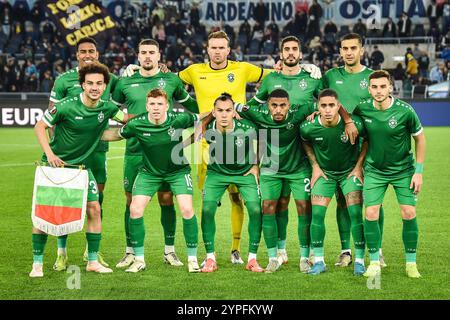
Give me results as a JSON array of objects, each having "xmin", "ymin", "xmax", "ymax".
[
  {"xmin": 338, "ymin": 104, "xmax": 358, "ymax": 145},
  {"xmin": 302, "ymin": 141, "xmax": 328, "ymax": 188},
  {"xmin": 34, "ymin": 120, "xmax": 65, "ymax": 167},
  {"xmin": 347, "ymin": 139, "xmax": 368, "ymax": 183},
  {"xmin": 411, "ymin": 132, "xmax": 426, "ymax": 194}
]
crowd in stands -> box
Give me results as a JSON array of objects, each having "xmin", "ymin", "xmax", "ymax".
[{"xmin": 0, "ymin": 0, "xmax": 450, "ymax": 93}]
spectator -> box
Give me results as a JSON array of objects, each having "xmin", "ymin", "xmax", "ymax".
[
  {"xmin": 353, "ymin": 19, "xmax": 367, "ymax": 37},
  {"xmin": 266, "ymin": 19, "xmax": 280, "ymax": 44},
  {"xmin": 393, "ymin": 63, "xmax": 406, "ymax": 98},
  {"xmin": 263, "ymin": 55, "xmax": 275, "ymax": 68},
  {"xmin": 254, "ymin": 0, "xmax": 267, "ymax": 28},
  {"xmin": 155, "ymin": 23, "xmax": 166, "ymax": 50},
  {"xmin": 429, "ymin": 62, "xmax": 445, "ymax": 83},
  {"xmin": 382, "ymin": 17, "xmax": 397, "ymax": 37},
  {"xmin": 427, "ymin": 0, "xmax": 442, "ymax": 28},
  {"xmin": 190, "ymin": 2, "xmax": 200, "ymax": 29},
  {"xmin": 412, "ymin": 43, "xmax": 421, "ymax": 59},
  {"xmin": 307, "ymin": 0, "xmax": 322, "ymax": 40},
  {"xmin": 233, "ymin": 45, "xmax": 244, "ymax": 61},
  {"xmin": 324, "ymin": 20, "xmax": 338, "ymax": 35},
  {"xmin": 1, "ymin": 3, "xmax": 12, "ymax": 39},
  {"xmin": 418, "ymin": 52, "xmax": 430, "ymax": 78},
  {"xmin": 238, "ymin": 19, "xmax": 251, "ymax": 42},
  {"xmin": 398, "ymin": 12, "xmax": 412, "ymax": 37},
  {"xmin": 442, "ymin": 43, "xmax": 450, "ymax": 62},
  {"xmin": 442, "ymin": 0, "xmax": 450, "ymax": 34},
  {"xmin": 370, "ymin": 45, "xmax": 384, "ymax": 70},
  {"xmin": 294, "ymin": 11, "xmax": 308, "ymax": 40},
  {"xmin": 406, "ymin": 51, "xmax": 419, "ymax": 83},
  {"xmin": 40, "ymin": 70, "xmax": 53, "ymax": 92}
]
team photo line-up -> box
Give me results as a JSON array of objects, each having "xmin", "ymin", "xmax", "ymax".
[{"xmin": 29, "ymin": 30, "xmax": 425, "ymax": 279}]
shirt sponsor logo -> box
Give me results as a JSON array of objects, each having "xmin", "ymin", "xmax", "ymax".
[
  {"xmin": 360, "ymin": 79, "xmax": 369, "ymax": 89},
  {"xmin": 299, "ymin": 79, "xmax": 308, "ymax": 90},
  {"xmin": 336, "ymin": 80, "xmax": 343, "ymax": 84},
  {"xmin": 227, "ymin": 73, "xmax": 235, "ymax": 83},
  {"xmin": 315, "ymin": 137, "xmax": 323, "ymax": 141},
  {"xmin": 75, "ymin": 116, "xmax": 83, "ymax": 120},
  {"xmin": 74, "ymin": 84, "xmax": 81, "ymax": 88},
  {"xmin": 388, "ymin": 116, "xmax": 398, "ymax": 128},
  {"xmin": 365, "ymin": 119, "xmax": 372, "ymax": 123},
  {"xmin": 199, "ymin": 76, "xmax": 207, "ymax": 80},
  {"xmin": 131, "ymin": 84, "xmax": 139, "ymax": 87},
  {"xmin": 340, "ymin": 131, "xmax": 348, "ymax": 143},
  {"xmin": 143, "ymin": 133, "xmax": 151, "ymax": 136},
  {"xmin": 98, "ymin": 111, "xmax": 105, "ymax": 123}
]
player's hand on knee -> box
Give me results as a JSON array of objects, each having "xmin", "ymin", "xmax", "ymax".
[
  {"xmin": 122, "ymin": 64, "xmax": 140, "ymax": 77},
  {"xmin": 300, "ymin": 63, "xmax": 322, "ymax": 79},
  {"xmin": 348, "ymin": 165, "xmax": 364, "ymax": 184},
  {"xmin": 311, "ymin": 165, "xmax": 328, "ymax": 188},
  {"xmin": 46, "ymin": 152, "xmax": 65, "ymax": 167},
  {"xmin": 410, "ymin": 173, "xmax": 423, "ymax": 194},
  {"xmin": 244, "ymin": 165, "xmax": 260, "ymax": 184}
]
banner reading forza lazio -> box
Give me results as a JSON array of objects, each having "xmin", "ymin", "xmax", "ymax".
[
  {"xmin": 199, "ymin": 0, "xmax": 435, "ymax": 27},
  {"xmin": 44, "ymin": 0, "xmax": 117, "ymax": 50}
]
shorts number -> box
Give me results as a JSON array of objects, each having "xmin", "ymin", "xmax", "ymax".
[
  {"xmin": 304, "ymin": 178, "xmax": 311, "ymax": 192},
  {"xmin": 185, "ymin": 174, "xmax": 193, "ymax": 188},
  {"xmin": 89, "ymin": 180, "xmax": 98, "ymax": 194}
]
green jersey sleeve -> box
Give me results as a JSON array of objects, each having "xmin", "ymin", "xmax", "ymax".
[
  {"xmin": 50, "ymin": 78, "xmax": 67, "ymax": 103},
  {"xmin": 42, "ymin": 103, "xmax": 65, "ymax": 127},
  {"xmin": 235, "ymin": 103, "xmax": 260, "ymax": 122},
  {"xmin": 111, "ymin": 79, "xmax": 125, "ymax": 106},
  {"xmin": 407, "ymin": 107, "xmax": 423, "ymax": 136},
  {"xmin": 119, "ymin": 121, "xmax": 135, "ymax": 139},
  {"xmin": 173, "ymin": 76, "xmax": 199, "ymax": 113},
  {"xmin": 175, "ymin": 112, "xmax": 200, "ymax": 129},
  {"xmin": 248, "ymin": 77, "xmax": 270, "ymax": 107},
  {"xmin": 299, "ymin": 121, "xmax": 311, "ymax": 142},
  {"xmin": 352, "ymin": 115, "xmax": 366, "ymax": 138}
]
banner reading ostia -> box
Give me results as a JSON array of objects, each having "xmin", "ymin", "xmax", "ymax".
[
  {"xmin": 32, "ymin": 166, "xmax": 89, "ymax": 237},
  {"xmin": 45, "ymin": 0, "xmax": 117, "ymax": 50}
]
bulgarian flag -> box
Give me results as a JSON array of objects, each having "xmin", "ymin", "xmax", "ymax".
[{"xmin": 32, "ymin": 165, "xmax": 88, "ymax": 236}]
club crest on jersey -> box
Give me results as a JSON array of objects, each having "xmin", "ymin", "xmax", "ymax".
[
  {"xmin": 98, "ymin": 111, "xmax": 105, "ymax": 123},
  {"xmin": 340, "ymin": 131, "xmax": 348, "ymax": 143},
  {"xmin": 168, "ymin": 126, "xmax": 176, "ymax": 137},
  {"xmin": 299, "ymin": 79, "xmax": 308, "ymax": 90},
  {"xmin": 388, "ymin": 116, "xmax": 398, "ymax": 128},
  {"xmin": 227, "ymin": 73, "xmax": 235, "ymax": 82},
  {"xmin": 360, "ymin": 79, "xmax": 369, "ymax": 89},
  {"xmin": 235, "ymin": 136, "xmax": 244, "ymax": 147},
  {"xmin": 158, "ymin": 78, "xmax": 166, "ymax": 88},
  {"xmin": 286, "ymin": 122, "xmax": 294, "ymax": 130}
]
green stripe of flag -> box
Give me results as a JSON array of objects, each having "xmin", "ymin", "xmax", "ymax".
[{"xmin": 36, "ymin": 186, "xmax": 84, "ymax": 208}]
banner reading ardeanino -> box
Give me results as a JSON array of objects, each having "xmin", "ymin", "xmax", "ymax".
[{"xmin": 45, "ymin": 0, "xmax": 117, "ymax": 50}]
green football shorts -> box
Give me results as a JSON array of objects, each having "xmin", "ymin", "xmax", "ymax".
[
  {"xmin": 203, "ymin": 171, "xmax": 260, "ymax": 203},
  {"xmin": 87, "ymin": 169, "xmax": 99, "ymax": 202},
  {"xmin": 132, "ymin": 169, "xmax": 193, "ymax": 197},
  {"xmin": 260, "ymin": 171, "xmax": 311, "ymax": 201},
  {"xmin": 84, "ymin": 151, "xmax": 107, "ymax": 185},
  {"xmin": 363, "ymin": 172, "xmax": 418, "ymax": 207},
  {"xmin": 123, "ymin": 154, "xmax": 171, "ymax": 193},
  {"xmin": 312, "ymin": 175, "xmax": 363, "ymax": 198}
]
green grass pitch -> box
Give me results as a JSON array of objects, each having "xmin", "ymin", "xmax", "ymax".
[{"xmin": 0, "ymin": 127, "xmax": 449, "ymax": 300}]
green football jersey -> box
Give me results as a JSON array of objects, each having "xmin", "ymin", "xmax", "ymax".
[
  {"xmin": 205, "ymin": 119, "xmax": 258, "ymax": 175},
  {"xmin": 248, "ymin": 69, "xmax": 323, "ymax": 107},
  {"xmin": 323, "ymin": 66, "xmax": 373, "ymax": 113},
  {"xmin": 112, "ymin": 71, "xmax": 199, "ymax": 155},
  {"xmin": 353, "ymin": 97, "xmax": 423, "ymax": 177},
  {"xmin": 49, "ymin": 67, "xmax": 119, "ymax": 152},
  {"xmin": 300, "ymin": 114, "xmax": 365, "ymax": 179},
  {"xmin": 236, "ymin": 103, "xmax": 314, "ymax": 175},
  {"xmin": 42, "ymin": 93, "xmax": 122, "ymax": 166},
  {"xmin": 119, "ymin": 112, "xmax": 199, "ymax": 176}
]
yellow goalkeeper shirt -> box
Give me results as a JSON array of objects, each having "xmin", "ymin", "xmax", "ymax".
[{"xmin": 178, "ymin": 60, "xmax": 272, "ymax": 113}]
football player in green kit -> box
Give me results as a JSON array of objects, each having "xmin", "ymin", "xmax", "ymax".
[
  {"xmin": 49, "ymin": 37, "xmax": 118, "ymax": 271},
  {"xmin": 200, "ymin": 93, "xmax": 264, "ymax": 273},
  {"xmin": 300, "ymin": 89, "xmax": 367, "ymax": 276},
  {"xmin": 352, "ymin": 71, "xmax": 425, "ymax": 279},
  {"xmin": 102, "ymin": 88, "xmax": 205, "ymax": 273},
  {"xmin": 111, "ymin": 39, "xmax": 199, "ymax": 269},
  {"xmin": 30, "ymin": 63, "xmax": 128, "ymax": 277},
  {"xmin": 322, "ymin": 33, "xmax": 386, "ymax": 267},
  {"xmin": 246, "ymin": 36, "xmax": 324, "ymax": 265}
]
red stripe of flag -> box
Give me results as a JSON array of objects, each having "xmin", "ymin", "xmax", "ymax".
[{"xmin": 35, "ymin": 205, "xmax": 82, "ymax": 225}]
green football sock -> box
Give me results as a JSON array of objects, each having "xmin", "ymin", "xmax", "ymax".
[
  {"xmin": 336, "ymin": 206, "xmax": 351, "ymax": 251},
  {"xmin": 99, "ymin": 191, "xmax": 104, "ymax": 220},
  {"xmin": 160, "ymin": 205, "xmax": 176, "ymax": 246},
  {"xmin": 379, "ymin": 205, "xmax": 385, "ymax": 248},
  {"xmin": 262, "ymin": 214, "xmax": 278, "ymax": 258},
  {"xmin": 298, "ymin": 214, "xmax": 311, "ymax": 259},
  {"xmin": 246, "ymin": 201, "xmax": 262, "ymax": 254},
  {"xmin": 124, "ymin": 205, "xmax": 132, "ymax": 247},
  {"xmin": 57, "ymin": 235, "xmax": 67, "ymax": 249},
  {"xmin": 403, "ymin": 217, "xmax": 419, "ymax": 263},
  {"xmin": 276, "ymin": 209, "xmax": 288, "ymax": 249},
  {"xmin": 86, "ymin": 232, "xmax": 102, "ymax": 262},
  {"xmin": 183, "ymin": 216, "xmax": 198, "ymax": 257},
  {"xmin": 32, "ymin": 233, "xmax": 48, "ymax": 264},
  {"xmin": 347, "ymin": 204, "xmax": 365, "ymax": 251},
  {"xmin": 311, "ymin": 205, "xmax": 327, "ymax": 249},
  {"xmin": 129, "ymin": 217, "xmax": 145, "ymax": 257},
  {"xmin": 201, "ymin": 201, "xmax": 217, "ymax": 253},
  {"xmin": 364, "ymin": 219, "xmax": 380, "ymax": 262}
]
